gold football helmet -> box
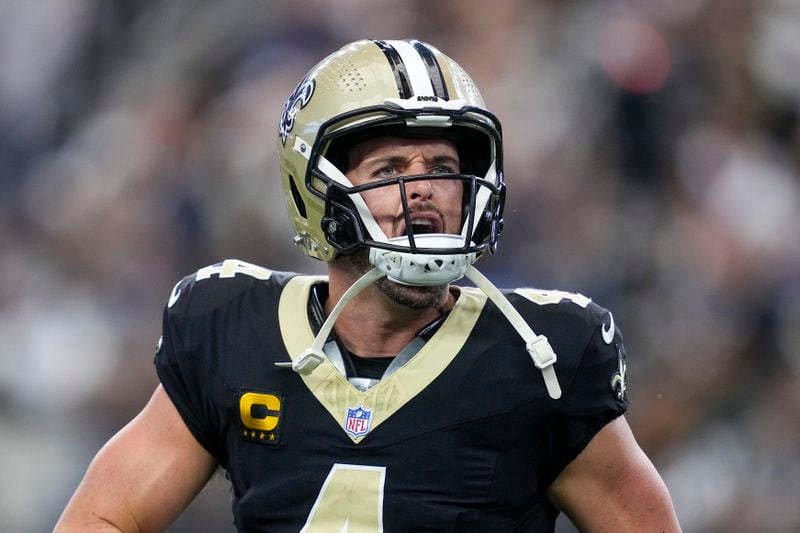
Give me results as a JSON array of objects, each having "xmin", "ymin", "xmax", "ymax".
[{"xmin": 277, "ymin": 39, "xmax": 504, "ymax": 286}]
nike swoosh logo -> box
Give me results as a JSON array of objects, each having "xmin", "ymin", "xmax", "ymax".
[
  {"xmin": 601, "ymin": 312, "xmax": 615, "ymax": 344},
  {"xmin": 168, "ymin": 281, "xmax": 183, "ymax": 308}
]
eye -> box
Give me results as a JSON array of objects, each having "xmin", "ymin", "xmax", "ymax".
[
  {"xmin": 372, "ymin": 166, "xmax": 396, "ymax": 179},
  {"xmin": 431, "ymin": 165, "xmax": 456, "ymax": 174}
]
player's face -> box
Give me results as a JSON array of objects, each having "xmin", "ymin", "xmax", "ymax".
[
  {"xmin": 345, "ymin": 136, "xmax": 463, "ymax": 240},
  {"xmin": 344, "ymin": 136, "xmax": 462, "ymax": 310}
]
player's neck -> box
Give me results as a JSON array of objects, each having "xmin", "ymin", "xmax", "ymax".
[{"xmin": 325, "ymin": 262, "xmax": 455, "ymax": 358}]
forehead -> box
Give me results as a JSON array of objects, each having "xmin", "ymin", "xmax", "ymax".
[{"xmin": 347, "ymin": 135, "xmax": 459, "ymax": 166}]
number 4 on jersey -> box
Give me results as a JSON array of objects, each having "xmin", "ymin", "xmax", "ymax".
[
  {"xmin": 301, "ymin": 464, "xmax": 386, "ymax": 533},
  {"xmin": 168, "ymin": 260, "xmax": 272, "ymax": 308},
  {"xmin": 196, "ymin": 259, "xmax": 272, "ymax": 281},
  {"xmin": 513, "ymin": 288, "xmax": 591, "ymax": 308}
]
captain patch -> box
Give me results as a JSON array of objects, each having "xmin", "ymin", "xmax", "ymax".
[{"xmin": 239, "ymin": 390, "xmax": 283, "ymax": 446}]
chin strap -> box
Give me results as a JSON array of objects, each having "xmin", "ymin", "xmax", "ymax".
[
  {"xmin": 276, "ymin": 263, "xmax": 561, "ymax": 400},
  {"xmin": 275, "ymin": 268, "xmax": 386, "ymax": 375},
  {"xmin": 464, "ymin": 266, "xmax": 562, "ymax": 400}
]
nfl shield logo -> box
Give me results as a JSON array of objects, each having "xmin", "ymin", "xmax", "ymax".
[{"xmin": 345, "ymin": 405, "xmax": 372, "ymax": 438}]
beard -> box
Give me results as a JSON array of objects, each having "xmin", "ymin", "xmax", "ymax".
[{"xmin": 348, "ymin": 248, "xmax": 448, "ymax": 310}]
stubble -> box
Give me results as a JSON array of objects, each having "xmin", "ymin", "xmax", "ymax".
[{"xmin": 348, "ymin": 249, "xmax": 448, "ymax": 310}]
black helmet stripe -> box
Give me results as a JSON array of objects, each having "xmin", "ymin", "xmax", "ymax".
[
  {"xmin": 372, "ymin": 40, "xmax": 412, "ymax": 99},
  {"xmin": 410, "ymin": 40, "xmax": 449, "ymax": 100}
]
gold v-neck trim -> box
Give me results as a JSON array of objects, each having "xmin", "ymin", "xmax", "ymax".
[{"xmin": 278, "ymin": 275, "xmax": 487, "ymax": 443}]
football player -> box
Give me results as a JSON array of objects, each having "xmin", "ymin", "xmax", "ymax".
[{"xmin": 57, "ymin": 39, "xmax": 680, "ymax": 532}]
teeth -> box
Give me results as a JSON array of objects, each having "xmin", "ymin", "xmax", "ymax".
[
  {"xmin": 411, "ymin": 219, "xmax": 434, "ymax": 235},
  {"xmin": 401, "ymin": 216, "xmax": 438, "ymax": 237}
]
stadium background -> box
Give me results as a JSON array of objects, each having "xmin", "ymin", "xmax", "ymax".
[{"xmin": 1, "ymin": 1, "xmax": 798, "ymax": 531}]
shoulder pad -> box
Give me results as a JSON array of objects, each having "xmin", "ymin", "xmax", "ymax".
[
  {"xmin": 507, "ymin": 287, "xmax": 618, "ymax": 348},
  {"xmin": 165, "ymin": 259, "xmax": 295, "ymax": 317}
]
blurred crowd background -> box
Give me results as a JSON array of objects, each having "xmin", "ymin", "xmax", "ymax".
[{"xmin": 1, "ymin": 0, "xmax": 799, "ymax": 531}]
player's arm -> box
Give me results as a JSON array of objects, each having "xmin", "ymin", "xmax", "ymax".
[
  {"xmin": 547, "ymin": 415, "xmax": 681, "ymax": 532},
  {"xmin": 54, "ymin": 385, "xmax": 218, "ymax": 532}
]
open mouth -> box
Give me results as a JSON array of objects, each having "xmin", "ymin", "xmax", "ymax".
[{"xmin": 399, "ymin": 213, "xmax": 443, "ymax": 237}]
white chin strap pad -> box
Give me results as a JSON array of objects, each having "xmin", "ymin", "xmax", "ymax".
[{"xmin": 369, "ymin": 234, "xmax": 477, "ymax": 286}]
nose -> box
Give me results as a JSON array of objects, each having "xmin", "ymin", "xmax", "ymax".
[{"xmin": 405, "ymin": 177, "xmax": 434, "ymax": 201}]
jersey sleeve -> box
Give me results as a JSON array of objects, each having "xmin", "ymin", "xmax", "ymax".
[
  {"xmin": 154, "ymin": 275, "xmax": 227, "ymax": 462},
  {"xmin": 544, "ymin": 306, "xmax": 629, "ymax": 484}
]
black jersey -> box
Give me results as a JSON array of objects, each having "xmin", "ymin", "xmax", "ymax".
[{"xmin": 156, "ymin": 259, "xmax": 628, "ymax": 532}]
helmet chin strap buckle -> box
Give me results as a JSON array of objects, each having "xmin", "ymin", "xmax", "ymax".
[
  {"xmin": 275, "ymin": 348, "xmax": 326, "ymax": 375},
  {"xmin": 526, "ymin": 336, "xmax": 557, "ymax": 369}
]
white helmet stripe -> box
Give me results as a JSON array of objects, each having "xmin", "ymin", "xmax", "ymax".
[{"xmin": 386, "ymin": 40, "xmax": 435, "ymax": 97}]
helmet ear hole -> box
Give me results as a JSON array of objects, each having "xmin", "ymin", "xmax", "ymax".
[
  {"xmin": 289, "ymin": 175, "xmax": 307, "ymax": 218},
  {"xmin": 322, "ymin": 190, "xmax": 364, "ymax": 253}
]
